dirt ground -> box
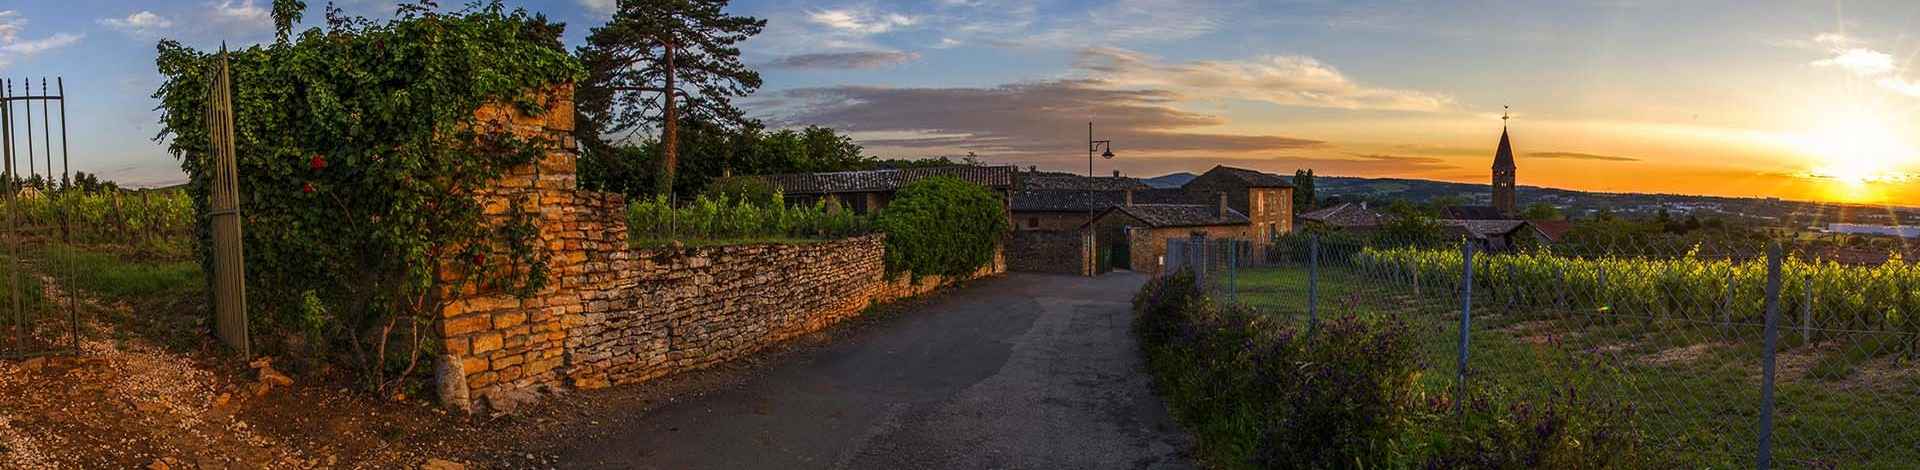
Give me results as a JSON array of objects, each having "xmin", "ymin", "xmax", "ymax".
[{"xmin": 0, "ymin": 277, "xmax": 1001, "ymax": 469}]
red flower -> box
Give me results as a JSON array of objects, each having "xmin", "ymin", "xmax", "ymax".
[
  {"xmin": 310, "ymin": 154, "xmax": 327, "ymax": 170},
  {"xmin": 470, "ymin": 253, "xmax": 485, "ymax": 265},
  {"xmin": 302, "ymin": 182, "xmax": 315, "ymax": 193}
]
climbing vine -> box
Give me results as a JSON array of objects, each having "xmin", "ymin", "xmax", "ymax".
[{"xmin": 152, "ymin": 1, "xmax": 581, "ymax": 394}]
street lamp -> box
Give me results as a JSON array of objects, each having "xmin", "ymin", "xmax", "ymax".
[{"xmin": 1088, "ymin": 122, "xmax": 1114, "ymax": 177}]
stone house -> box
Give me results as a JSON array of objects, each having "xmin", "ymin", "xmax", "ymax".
[
  {"xmin": 1178, "ymin": 166, "xmax": 1295, "ymax": 242},
  {"xmin": 1001, "ymin": 165, "xmax": 1294, "ymax": 275},
  {"xmin": 1083, "ymin": 194, "xmax": 1254, "ymax": 274},
  {"xmin": 760, "ymin": 165, "xmax": 1018, "ymax": 215}
]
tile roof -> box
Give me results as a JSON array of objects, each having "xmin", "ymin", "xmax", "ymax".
[
  {"xmin": 1020, "ymin": 172, "xmax": 1151, "ymax": 191},
  {"xmin": 1299, "ymin": 202, "xmax": 1389, "ymax": 227},
  {"xmin": 1102, "ymin": 204, "xmax": 1250, "ymax": 228},
  {"xmin": 1204, "ymin": 166, "xmax": 1294, "ymax": 188},
  {"xmin": 1527, "ymin": 219, "xmax": 1573, "ymax": 242},
  {"xmin": 1440, "ymin": 219, "xmax": 1529, "ymax": 239},
  {"xmin": 759, "ymin": 165, "xmax": 1017, "ymax": 195},
  {"xmin": 1010, "ymin": 190, "xmax": 1126, "ymax": 212}
]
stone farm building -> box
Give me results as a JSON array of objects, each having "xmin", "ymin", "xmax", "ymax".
[{"xmin": 764, "ymin": 164, "xmax": 1294, "ymax": 277}]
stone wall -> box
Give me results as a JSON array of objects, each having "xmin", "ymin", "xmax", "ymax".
[
  {"xmin": 1006, "ymin": 229, "xmax": 1094, "ymax": 276},
  {"xmin": 435, "ymin": 85, "xmax": 1003, "ymax": 412}
]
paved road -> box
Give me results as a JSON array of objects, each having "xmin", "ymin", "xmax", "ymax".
[{"xmin": 557, "ymin": 272, "xmax": 1192, "ymax": 470}]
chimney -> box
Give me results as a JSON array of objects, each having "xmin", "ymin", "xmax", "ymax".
[
  {"xmin": 1125, "ymin": 189, "xmax": 1135, "ymax": 207},
  {"xmin": 1216, "ymin": 192, "xmax": 1229, "ymax": 217},
  {"xmin": 1112, "ymin": 170, "xmax": 1121, "ymax": 177}
]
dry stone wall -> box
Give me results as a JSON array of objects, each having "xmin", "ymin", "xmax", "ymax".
[{"xmin": 435, "ymin": 85, "xmax": 1002, "ymax": 412}]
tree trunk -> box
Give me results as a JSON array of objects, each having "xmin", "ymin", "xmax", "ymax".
[{"xmin": 659, "ymin": 41, "xmax": 679, "ymax": 196}]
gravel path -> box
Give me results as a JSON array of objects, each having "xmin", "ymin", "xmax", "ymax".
[{"xmin": 557, "ymin": 272, "xmax": 1192, "ymax": 470}]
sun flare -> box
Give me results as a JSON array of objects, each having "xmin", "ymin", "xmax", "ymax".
[{"xmin": 1789, "ymin": 112, "xmax": 1917, "ymax": 185}]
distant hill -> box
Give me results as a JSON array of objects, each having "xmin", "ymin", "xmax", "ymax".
[
  {"xmin": 1141, "ymin": 172, "xmax": 1195, "ymax": 188},
  {"xmin": 1311, "ymin": 175, "xmax": 1920, "ymax": 226}
]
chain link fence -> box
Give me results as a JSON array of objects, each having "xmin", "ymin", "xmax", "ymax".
[{"xmin": 1166, "ymin": 229, "xmax": 1920, "ymax": 468}]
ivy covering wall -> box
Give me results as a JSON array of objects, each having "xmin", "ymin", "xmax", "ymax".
[{"xmin": 152, "ymin": 2, "xmax": 582, "ymax": 392}]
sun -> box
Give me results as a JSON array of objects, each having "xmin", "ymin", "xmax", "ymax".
[{"xmin": 1789, "ymin": 112, "xmax": 1917, "ymax": 185}]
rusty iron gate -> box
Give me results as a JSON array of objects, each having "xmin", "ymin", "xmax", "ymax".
[{"xmin": 0, "ymin": 77, "xmax": 80, "ymax": 360}]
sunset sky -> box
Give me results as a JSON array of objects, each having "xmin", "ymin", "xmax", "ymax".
[{"xmin": 3, "ymin": 0, "xmax": 1918, "ymax": 204}]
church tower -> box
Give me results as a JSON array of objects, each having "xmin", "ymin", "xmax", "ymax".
[{"xmin": 1492, "ymin": 109, "xmax": 1517, "ymax": 218}]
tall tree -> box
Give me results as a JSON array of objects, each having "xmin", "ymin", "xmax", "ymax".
[
  {"xmin": 577, "ymin": 0, "xmax": 765, "ymax": 196},
  {"xmin": 1292, "ymin": 169, "xmax": 1316, "ymax": 214}
]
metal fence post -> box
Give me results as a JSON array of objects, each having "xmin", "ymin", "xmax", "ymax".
[
  {"xmin": 1309, "ymin": 234, "xmax": 1319, "ymax": 331},
  {"xmin": 1801, "ymin": 274, "xmax": 1812, "ymax": 344},
  {"xmin": 1722, "ymin": 269, "xmax": 1735, "ymax": 333},
  {"xmin": 1555, "ymin": 266, "xmax": 1567, "ymax": 312},
  {"xmin": 1758, "ymin": 242, "xmax": 1784, "ymax": 470},
  {"xmin": 1455, "ymin": 239, "xmax": 1475, "ymax": 409}
]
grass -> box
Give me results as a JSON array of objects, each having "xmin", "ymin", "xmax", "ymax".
[
  {"xmin": 1232, "ymin": 264, "xmax": 1920, "ymax": 469},
  {"xmin": 31, "ymin": 244, "xmax": 201, "ymax": 300}
]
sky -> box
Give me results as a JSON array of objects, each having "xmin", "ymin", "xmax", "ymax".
[{"xmin": 2, "ymin": 1, "xmax": 1919, "ymax": 204}]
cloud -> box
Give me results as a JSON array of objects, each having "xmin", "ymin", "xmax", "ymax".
[
  {"xmin": 0, "ymin": 11, "xmax": 21, "ymax": 43},
  {"xmin": 0, "ymin": 12, "xmax": 81, "ymax": 70},
  {"xmin": 1075, "ymin": 47, "xmax": 1452, "ymax": 112},
  {"xmin": 579, "ymin": 0, "xmax": 617, "ymax": 16},
  {"xmin": 761, "ymin": 80, "xmax": 1323, "ymax": 160},
  {"xmin": 1807, "ymin": 34, "xmax": 1920, "ymax": 98},
  {"xmin": 807, "ymin": 8, "xmax": 919, "ymax": 36},
  {"xmin": 1020, "ymin": 0, "xmax": 1221, "ymax": 47},
  {"xmin": 1528, "ymin": 151, "xmax": 1640, "ymax": 162},
  {"xmin": 208, "ymin": 0, "xmax": 272, "ymax": 34},
  {"xmin": 768, "ymin": 51, "xmax": 921, "ymax": 69},
  {"xmin": 1813, "ymin": 48, "xmax": 1897, "ymax": 76},
  {"xmin": 100, "ymin": 11, "xmax": 176, "ymax": 36}
]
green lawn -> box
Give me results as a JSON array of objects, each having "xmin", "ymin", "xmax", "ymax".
[{"xmin": 1233, "ymin": 264, "xmax": 1920, "ymax": 469}]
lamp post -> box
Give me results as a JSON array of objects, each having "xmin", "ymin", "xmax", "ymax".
[{"xmin": 1088, "ymin": 122, "xmax": 1115, "ymax": 177}]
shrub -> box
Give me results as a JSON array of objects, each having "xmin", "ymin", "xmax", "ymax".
[
  {"xmin": 873, "ymin": 176, "xmax": 1008, "ymax": 277},
  {"xmin": 1132, "ymin": 274, "xmax": 1641, "ymax": 468}
]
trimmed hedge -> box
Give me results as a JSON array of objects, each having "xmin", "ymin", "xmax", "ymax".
[{"xmin": 874, "ymin": 176, "xmax": 1008, "ymax": 277}]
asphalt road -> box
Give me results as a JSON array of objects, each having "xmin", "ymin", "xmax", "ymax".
[{"xmin": 556, "ymin": 272, "xmax": 1192, "ymax": 470}]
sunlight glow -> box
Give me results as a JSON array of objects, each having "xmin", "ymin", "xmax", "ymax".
[{"xmin": 1787, "ymin": 112, "xmax": 1918, "ymax": 185}]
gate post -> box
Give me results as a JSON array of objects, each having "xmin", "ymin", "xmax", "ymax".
[{"xmin": 207, "ymin": 49, "xmax": 250, "ymax": 357}]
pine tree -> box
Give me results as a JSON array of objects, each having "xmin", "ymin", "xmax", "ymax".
[{"xmin": 577, "ymin": 0, "xmax": 765, "ymax": 196}]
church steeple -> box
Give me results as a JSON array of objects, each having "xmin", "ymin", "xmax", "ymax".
[{"xmin": 1492, "ymin": 107, "xmax": 1517, "ymax": 217}]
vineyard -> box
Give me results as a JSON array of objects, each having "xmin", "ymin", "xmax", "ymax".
[
  {"xmin": 1213, "ymin": 237, "xmax": 1920, "ymax": 468},
  {"xmin": 13, "ymin": 190, "xmax": 194, "ymax": 258},
  {"xmin": 1355, "ymin": 245, "xmax": 1920, "ymax": 340}
]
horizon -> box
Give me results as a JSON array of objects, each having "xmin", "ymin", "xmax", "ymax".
[{"xmin": 3, "ymin": 0, "xmax": 1919, "ymax": 204}]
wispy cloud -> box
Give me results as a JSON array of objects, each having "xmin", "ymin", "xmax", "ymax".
[
  {"xmin": 100, "ymin": 11, "xmax": 176, "ymax": 37},
  {"xmin": 807, "ymin": 8, "xmax": 919, "ymax": 36},
  {"xmin": 768, "ymin": 51, "xmax": 921, "ymax": 69},
  {"xmin": 762, "ymin": 80, "xmax": 1323, "ymax": 162},
  {"xmin": 578, "ymin": 0, "xmax": 617, "ymax": 16},
  {"xmin": 1807, "ymin": 32, "xmax": 1920, "ymax": 98},
  {"xmin": 207, "ymin": 0, "xmax": 272, "ymax": 35},
  {"xmin": 1528, "ymin": 151, "xmax": 1640, "ymax": 162},
  {"xmin": 0, "ymin": 11, "xmax": 82, "ymax": 70},
  {"xmin": 1076, "ymin": 47, "xmax": 1453, "ymax": 112}
]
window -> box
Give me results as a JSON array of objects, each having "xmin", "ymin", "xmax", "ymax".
[{"xmin": 1027, "ymin": 217, "xmax": 1040, "ymax": 228}]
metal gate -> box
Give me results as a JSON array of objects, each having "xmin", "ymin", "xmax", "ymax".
[{"xmin": 0, "ymin": 77, "xmax": 80, "ymax": 359}]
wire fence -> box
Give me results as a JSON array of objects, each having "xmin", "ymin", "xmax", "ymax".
[{"xmin": 1167, "ymin": 230, "xmax": 1920, "ymax": 468}]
